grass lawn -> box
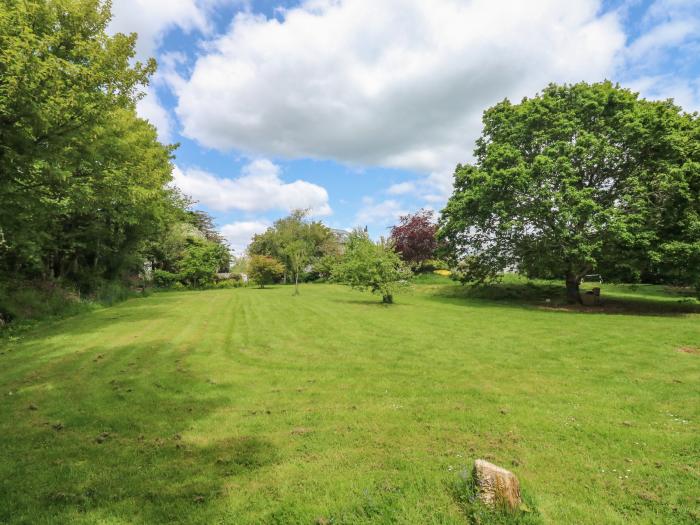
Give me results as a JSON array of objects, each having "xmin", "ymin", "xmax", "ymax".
[{"xmin": 1, "ymin": 280, "xmax": 699, "ymax": 524}]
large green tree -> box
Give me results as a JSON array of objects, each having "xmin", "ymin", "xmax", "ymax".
[
  {"xmin": 0, "ymin": 0, "xmax": 182, "ymax": 292},
  {"xmin": 439, "ymin": 81, "xmax": 700, "ymax": 302}
]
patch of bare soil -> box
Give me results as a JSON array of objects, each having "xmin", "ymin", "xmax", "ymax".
[{"xmin": 677, "ymin": 347, "xmax": 700, "ymax": 355}]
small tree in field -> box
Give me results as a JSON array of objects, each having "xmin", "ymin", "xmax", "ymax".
[
  {"xmin": 389, "ymin": 209, "xmax": 438, "ymax": 270},
  {"xmin": 284, "ymin": 239, "xmax": 310, "ymax": 295},
  {"xmin": 248, "ymin": 255, "xmax": 284, "ymax": 288},
  {"xmin": 332, "ymin": 231, "xmax": 411, "ymax": 303}
]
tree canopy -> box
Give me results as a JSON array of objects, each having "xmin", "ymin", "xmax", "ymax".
[
  {"xmin": 389, "ymin": 209, "xmax": 438, "ymax": 269},
  {"xmin": 438, "ymin": 81, "xmax": 700, "ymax": 301},
  {"xmin": 248, "ymin": 210, "xmax": 339, "ymax": 291},
  {"xmin": 0, "ymin": 0, "xmax": 187, "ymax": 295}
]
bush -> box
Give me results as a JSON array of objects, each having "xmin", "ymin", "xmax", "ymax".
[
  {"xmin": 213, "ymin": 279, "xmax": 243, "ymax": 289},
  {"xmin": 94, "ymin": 281, "xmax": 133, "ymax": 306},
  {"xmin": 178, "ymin": 241, "xmax": 229, "ymax": 287},
  {"xmin": 421, "ymin": 259, "xmax": 449, "ymax": 272},
  {"xmin": 248, "ymin": 255, "xmax": 285, "ymax": 288},
  {"xmin": 153, "ymin": 269, "xmax": 180, "ymax": 288},
  {"xmin": 0, "ymin": 280, "xmax": 85, "ymax": 324}
]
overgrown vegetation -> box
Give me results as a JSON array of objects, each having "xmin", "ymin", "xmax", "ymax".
[
  {"xmin": 0, "ymin": 0, "xmax": 179, "ymax": 291},
  {"xmin": 0, "ymin": 1, "xmax": 233, "ymax": 321}
]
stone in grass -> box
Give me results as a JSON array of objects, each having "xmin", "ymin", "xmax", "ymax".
[{"xmin": 473, "ymin": 459, "xmax": 521, "ymax": 510}]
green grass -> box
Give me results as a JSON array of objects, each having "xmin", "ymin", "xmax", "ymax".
[{"xmin": 1, "ymin": 281, "xmax": 699, "ymax": 524}]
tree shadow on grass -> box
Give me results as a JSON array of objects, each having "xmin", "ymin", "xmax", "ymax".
[
  {"xmin": 0, "ymin": 339, "xmax": 280, "ymax": 524},
  {"xmin": 334, "ymin": 298, "xmax": 401, "ymax": 307},
  {"xmin": 426, "ymin": 282, "xmax": 700, "ymax": 317}
]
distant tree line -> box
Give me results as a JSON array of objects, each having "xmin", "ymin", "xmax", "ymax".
[
  {"xmin": 2, "ymin": 2, "xmax": 696, "ymax": 312},
  {"xmin": 245, "ymin": 209, "xmax": 429, "ymax": 302}
]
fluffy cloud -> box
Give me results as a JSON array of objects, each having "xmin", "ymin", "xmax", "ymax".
[
  {"xmin": 387, "ymin": 182, "xmax": 416, "ymax": 196},
  {"xmin": 220, "ymin": 220, "xmax": 269, "ymax": 254},
  {"xmin": 623, "ymin": 0, "xmax": 700, "ymax": 112},
  {"xmin": 355, "ymin": 198, "xmax": 407, "ymax": 228},
  {"xmin": 109, "ymin": 1, "xmax": 245, "ymax": 142},
  {"xmin": 109, "ymin": 0, "xmax": 210, "ymax": 58},
  {"xmin": 172, "ymin": 159, "xmax": 332, "ymax": 215},
  {"xmin": 174, "ymin": 0, "xmax": 625, "ymax": 176},
  {"xmin": 136, "ymin": 86, "xmax": 174, "ymax": 143}
]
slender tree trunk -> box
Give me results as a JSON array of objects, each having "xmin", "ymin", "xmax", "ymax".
[
  {"xmin": 566, "ymin": 274, "xmax": 581, "ymax": 304},
  {"xmin": 294, "ymin": 271, "xmax": 299, "ymax": 295},
  {"xmin": 382, "ymin": 294, "xmax": 393, "ymax": 304}
]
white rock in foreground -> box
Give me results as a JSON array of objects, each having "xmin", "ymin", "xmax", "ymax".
[{"xmin": 473, "ymin": 459, "xmax": 522, "ymax": 510}]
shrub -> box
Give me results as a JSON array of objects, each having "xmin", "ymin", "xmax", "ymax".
[
  {"xmin": 94, "ymin": 281, "xmax": 132, "ymax": 306},
  {"xmin": 0, "ymin": 280, "xmax": 85, "ymax": 323},
  {"xmin": 213, "ymin": 279, "xmax": 243, "ymax": 289},
  {"xmin": 421, "ymin": 259, "xmax": 449, "ymax": 272},
  {"xmin": 178, "ymin": 241, "xmax": 227, "ymax": 287},
  {"xmin": 153, "ymin": 269, "xmax": 179, "ymax": 288},
  {"xmin": 248, "ymin": 255, "xmax": 285, "ymax": 288}
]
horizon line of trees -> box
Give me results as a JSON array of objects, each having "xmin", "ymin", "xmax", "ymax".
[{"xmin": 2, "ymin": 1, "xmax": 697, "ymax": 311}]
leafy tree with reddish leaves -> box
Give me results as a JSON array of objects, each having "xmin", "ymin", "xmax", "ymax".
[{"xmin": 389, "ymin": 209, "xmax": 438, "ymax": 269}]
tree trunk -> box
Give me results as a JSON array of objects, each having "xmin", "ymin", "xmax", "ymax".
[
  {"xmin": 382, "ymin": 294, "xmax": 393, "ymax": 304},
  {"xmin": 294, "ymin": 272, "xmax": 299, "ymax": 295},
  {"xmin": 566, "ymin": 274, "xmax": 581, "ymax": 304}
]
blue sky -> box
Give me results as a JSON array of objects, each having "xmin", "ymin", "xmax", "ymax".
[{"xmin": 108, "ymin": 0, "xmax": 700, "ymax": 253}]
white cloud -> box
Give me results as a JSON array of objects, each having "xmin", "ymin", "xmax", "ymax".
[
  {"xmin": 623, "ymin": 0, "xmax": 700, "ymax": 112},
  {"xmin": 108, "ymin": 1, "xmax": 210, "ymax": 143},
  {"xmin": 355, "ymin": 198, "xmax": 407, "ymax": 228},
  {"xmin": 387, "ymin": 182, "xmax": 416, "ymax": 196},
  {"xmin": 109, "ymin": 0, "xmax": 210, "ymax": 58},
  {"xmin": 172, "ymin": 159, "xmax": 332, "ymax": 215},
  {"xmin": 220, "ymin": 220, "xmax": 270, "ymax": 253},
  {"xmin": 136, "ymin": 86, "xmax": 174, "ymax": 143},
  {"xmin": 173, "ymin": 0, "xmax": 625, "ymax": 182},
  {"xmin": 109, "ymin": 1, "xmax": 242, "ymax": 143},
  {"xmin": 385, "ymin": 169, "xmax": 455, "ymax": 208},
  {"xmin": 628, "ymin": 75, "xmax": 700, "ymax": 112},
  {"xmin": 627, "ymin": 20, "xmax": 698, "ymax": 60}
]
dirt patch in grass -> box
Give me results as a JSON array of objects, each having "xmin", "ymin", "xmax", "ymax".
[{"xmin": 677, "ymin": 347, "xmax": 700, "ymax": 355}]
